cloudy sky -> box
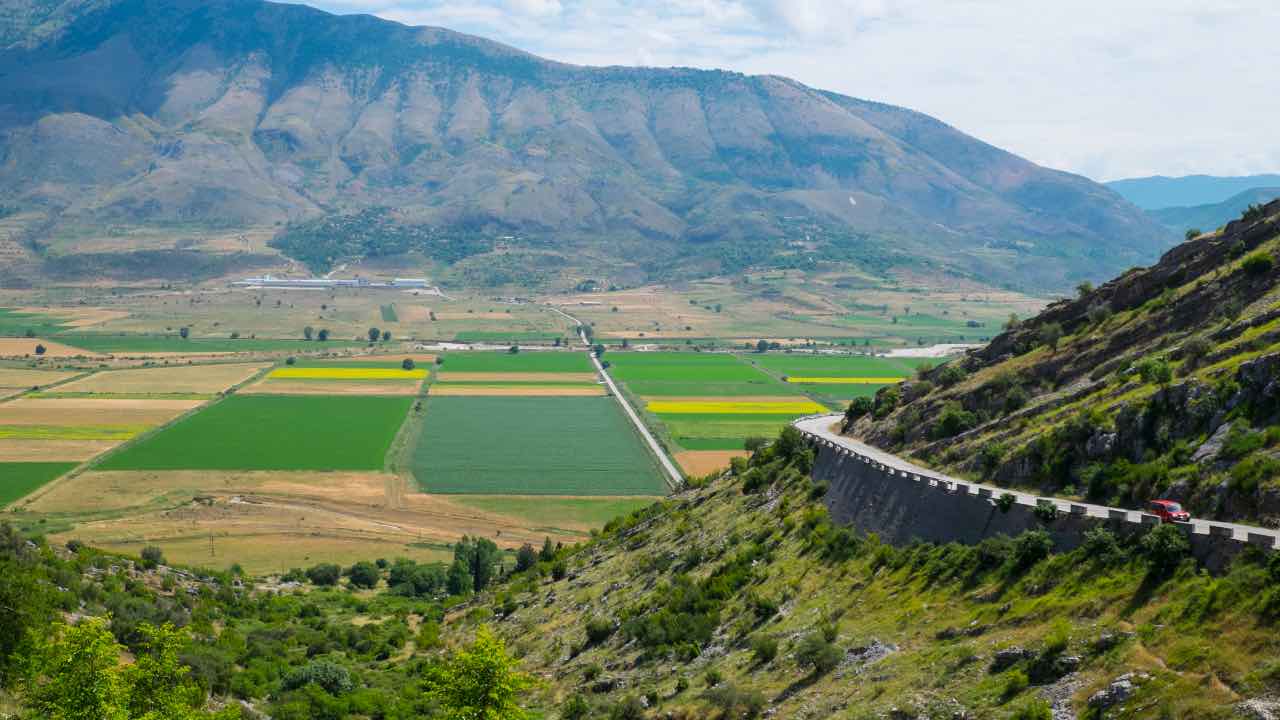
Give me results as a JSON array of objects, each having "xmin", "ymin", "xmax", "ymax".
[{"xmin": 303, "ymin": 0, "xmax": 1279, "ymax": 182}]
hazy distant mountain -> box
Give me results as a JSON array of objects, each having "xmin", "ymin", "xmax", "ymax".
[
  {"xmin": 1149, "ymin": 187, "xmax": 1280, "ymax": 233},
  {"xmin": 1106, "ymin": 174, "xmax": 1280, "ymax": 210},
  {"xmin": 0, "ymin": 0, "xmax": 1173, "ymax": 289}
]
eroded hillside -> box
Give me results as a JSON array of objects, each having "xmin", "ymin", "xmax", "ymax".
[{"xmin": 851, "ymin": 199, "xmax": 1280, "ymax": 525}]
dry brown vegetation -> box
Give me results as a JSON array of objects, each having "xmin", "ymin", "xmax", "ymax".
[
  {"xmin": 0, "ymin": 338, "xmax": 99, "ymax": 358},
  {"xmin": 673, "ymin": 450, "xmax": 748, "ymax": 476},
  {"xmin": 55, "ymin": 363, "xmax": 267, "ymax": 394},
  {"xmin": 0, "ymin": 397, "xmax": 202, "ymax": 425}
]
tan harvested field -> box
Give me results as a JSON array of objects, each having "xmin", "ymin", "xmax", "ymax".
[
  {"xmin": 342, "ymin": 353, "xmax": 436, "ymax": 364},
  {"xmin": 243, "ymin": 378, "xmax": 423, "ymax": 396},
  {"xmin": 430, "ymin": 384, "xmax": 605, "ymax": 397},
  {"xmin": 675, "ymin": 450, "xmax": 750, "ymax": 476},
  {"xmin": 0, "ymin": 368, "xmax": 81, "ymax": 388},
  {"xmin": 15, "ymin": 306, "xmax": 130, "ymax": 328},
  {"xmin": 395, "ymin": 306, "xmax": 432, "ymax": 323},
  {"xmin": 437, "ymin": 372, "xmax": 597, "ymax": 382},
  {"xmin": 0, "ymin": 338, "xmax": 99, "ymax": 358},
  {"xmin": 641, "ymin": 395, "xmax": 809, "ymax": 404},
  {"xmin": 0, "ymin": 439, "xmax": 114, "ymax": 461},
  {"xmin": 433, "ymin": 312, "xmax": 514, "ymax": 320},
  {"xmin": 33, "ymin": 470, "xmax": 599, "ymax": 573},
  {"xmin": 55, "ymin": 363, "xmax": 267, "ymax": 394},
  {"xmin": 0, "ymin": 397, "xmax": 202, "ymax": 426}
]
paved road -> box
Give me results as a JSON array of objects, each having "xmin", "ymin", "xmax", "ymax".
[
  {"xmin": 794, "ymin": 414, "xmax": 1280, "ymax": 547},
  {"xmin": 546, "ymin": 304, "xmax": 684, "ymax": 490}
]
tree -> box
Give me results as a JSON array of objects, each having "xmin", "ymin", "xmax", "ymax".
[
  {"xmin": 539, "ymin": 537, "xmax": 555, "ymax": 563},
  {"xmin": 306, "ymin": 563, "xmax": 341, "ymax": 586},
  {"xmin": 317, "ymin": 328, "xmax": 330, "ymax": 342},
  {"xmin": 0, "ymin": 544, "xmax": 53, "ymax": 687},
  {"xmin": 1038, "ymin": 322, "xmax": 1063, "ymax": 351},
  {"xmin": 507, "ymin": 345, "xmax": 519, "ymax": 354},
  {"xmin": 304, "ymin": 326, "xmax": 314, "ymax": 341},
  {"xmin": 1005, "ymin": 313, "xmax": 1020, "ymax": 330},
  {"xmin": 795, "ymin": 632, "xmax": 840, "ymax": 675},
  {"xmin": 593, "ymin": 344, "xmax": 606, "ymax": 358},
  {"xmin": 381, "ymin": 330, "xmax": 391, "ymax": 342},
  {"xmin": 1185, "ymin": 228, "xmax": 1202, "ymax": 241},
  {"xmin": 402, "ymin": 358, "xmax": 416, "ymax": 371},
  {"xmin": 454, "ymin": 536, "xmax": 500, "ymax": 593},
  {"xmin": 124, "ymin": 623, "xmax": 204, "ymax": 719},
  {"xmin": 424, "ymin": 626, "xmax": 532, "ymax": 720},
  {"xmin": 447, "ymin": 559, "xmax": 472, "ymax": 596},
  {"xmin": 1076, "ymin": 281, "xmax": 1094, "ymax": 297},
  {"xmin": 368, "ymin": 327, "xmax": 381, "ymax": 343},
  {"xmin": 1137, "ymin": 357, "xmax": 1173, "ymax": 386},
  {"xmin": 844, "ymin": 396, "xmax": 874, "ymax": 425},
  {"xmin": 346, "ymin": 561, "xmax": 380, "ymax": 589},
  {"xmin": 140, "ymin": 546, "xmax": 164, "ymax": 569},
  {"xmin": 25, "ymin": 617, "xmax": 131, "ymax": 720},
  {"xmin": 34, "ymin": 344, "xmax": 46, "ymax": 356},
  {"xmin": 1242, "ymin": 251, "xmax": 1275, "ymax": 276},
  {"xmin": 755, "ymin": 339, "xmax": 769, "ymax": 353},
  {"xmin": 179, "ymin": 327, "xmax": 189, "ymax": 340},
  {"xmin": 515, "ymin": 543, "xmax": 537, "ymax": 573}
]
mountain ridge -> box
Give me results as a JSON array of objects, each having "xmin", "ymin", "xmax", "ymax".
[{"xmin": 0, "ymin": 0, "xmax": 1173, "ymax": 290}]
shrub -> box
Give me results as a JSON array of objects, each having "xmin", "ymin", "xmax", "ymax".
[
  {"xmin": 1033, "ymin": 502, "xmax": 1059, "ymax": 524},
  {"xmin": 607, "ymin": 696, "xmax": 645, "ymax": 720},
  {"xmin": 1009, "ymin": 697, "xmax": 1053, "ymax": 720},
  {"xmin": 704, "ymin": 668, "xmax": 723, "ymax": 687},
  {"xmin": 515, "ymin": 543, "xmax": 537, "ymax": 573},
  {"xmin": 1243, "ymin": 251, "xmax": 1275, "ymax": 275},
  {"xmin": 996, "ymin": 492, "xmax": 1017, "ymax": 513},
  {"xmin": 844, "ymin": 397, "xmax": 874, "ymax": 425},
  {"xmin": 675, "ymin": 676, "xmax": 689, "ymax": 694},
  {"xmin": 1137, "ymin": 357, "xmax": 1173, "ymax": 386},
  {"xmin": 1181, "ymin": 336, "xmax": 1212, "ymax": 368},
  {"xmin": 140, "ymin": 546, "xmax": 165, "ymax": 569},
  {"xmin": 873, "ymin": 386, "xmax": 899, "ymax": 419},
  {"xmin": 932, "ymin": 402, "xmax": 977, "ymax": 439},
  {"xmin": 1185, "ymin": 228, "xmax": 1202, "ymax": 241},
  {"xmin": 1011, "ymin": 530, "xmax": 1053, "ymax": 571},
  {"xmin": 1004, "ymin": 386, "xmax": 1029, "ymax": 414},
  {"xmin": 1001, "ymin": 669, "xmax": 1030, "ymax": 699},
  {"xmin": 795, "ymin": 633, "xmax": 841, "ymax": 675},
  {"xmin": 561, "ymin": 694, "xmax": 591, "ymax": 720},
  {"xmin": 306, "ymin": 563, "xmax": 342, "ymax": 586},
  {"xmin": 1081, "ymin": 527, "xmax": 1122, "ymax": 564},
  {"xmin": 1141, "ymin": 523, "xmax": 1190, "ymax": 572},
  {"xmin": 402, "ymin": 358, "xmax": 415, "ymax": 371},
  {"xmin": 1038, "ymin": 322, "xmax": 1063, "ymax": 351},
  {"xmin": 1242, "ymin": 203, "xmax": 1268, "ymax": 222},
  {"xmin": 583, "ymin": 663, "xmax": 602, "ymax": 681},
  {"xmin": 552, "ymin": 561, "xmax": 568, "ymax": 581},
  {"xmin": 937, "ymin": 364, "xmax": 967, "ymax": 387},
  {"xmin": 345, "ymin": 561, "xmax": 380, "ymax": 589},
  {"xmin": 1230, "ymin": 455, "xmax": 1280, "ymax": 494},
  {"xmin": 585, "ymin": 618, "xmax": 615, "ymax": 646},
  {"xmin": 282, "ymin": 660, "xmax": 354, "ymax": 695},
  {"xmin": 750, "ymin": 635, "xmax": 778, "ymax": 664},
  {"xmin": 702, "ymin": 683, "xmax": 766, "ymax": 719}
]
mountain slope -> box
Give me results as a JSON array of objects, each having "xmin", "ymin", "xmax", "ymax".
[
  {"xmin": 1150, "ymin": 187, "xmax": 1280, "ymax": 233},
  {"xmin": 1107, "ymin": 174, "xmax": 1280, "ymax": 210},
  {"xmin": 851, "ymin": 199, "xmax": 1280, "ymax": 524},
  {"xmin": 0, "ymin": 0, "xmax": 1171, "ymax": 288}
]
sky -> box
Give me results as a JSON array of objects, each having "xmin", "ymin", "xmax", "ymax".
[{"xmin": 302, "ymin": 0, "xmax": 1280, "ymax": 182}]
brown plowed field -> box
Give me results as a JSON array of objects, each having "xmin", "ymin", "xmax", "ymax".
[
  {"xmin": 674, "ymin": 450, "xmax": 750, "ymax": 476},
  {"xmin": 0, "ymin": 397, "xmax": 202, "ymax": 425}
]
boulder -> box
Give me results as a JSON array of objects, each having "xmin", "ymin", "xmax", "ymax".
[
  {"xmin": 1088, "ymin": 672, "xmax": 1147, "ymax": 709},
  {"xmin": 991, "ymin": 646, "xmax": 1035, "ymax": 672},
  {"xmin": 1238, "ymin": 698, "xmax": 1280, "ymax": 720},
  {"xmin": 1192, "ymin": 422, "xmax": 1233, "ymax": 463},
  {"xmin": 1086, "ymin": 431, "xmax": 1117, "ymax": 459}
]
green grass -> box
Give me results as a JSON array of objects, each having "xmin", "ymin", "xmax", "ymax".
[
  {"xmin": 283, "ymin": 359, "xmax": 425, "ymax": 370},
  {"xmin": 56, "ymin": 335, "xmax": 358, "ymax": 353},
  {"xmin": 660, "ymin": 414, "xmax": 802, "ymax": 449},
  {"xmin": 412, "ymin": 396, "xmax": 665, "ymax": 495},
  {"xmin": 0, "ymin": 462, "xmax": 77, "ymax": 505},
  {"xmin": 448, "ymin": 496, "xmax": 660, "ymax": 531},
  {"xmin": 379, "ymin": 304, "xmax": 398, "ymax": 322},
  {"xmin": 436, "ymin": 351, "xmax": 592, "ymax": 373},
  {"xmin": 100, "ymin": 395, "xmax": 411, "ymax": 471},
  {"xmin": 0, "ymin": 425, "xmax": 144, "ymax": 440},
  {"xmin": 607, "ymin": 352, "xmax": 790, "ymax": 396},
  {"xmin": 746, "ymin": 353, "xmax": 925, "ymax": 378},
  {"xmin": 452, "ymin": 331, "xmax": 565, "ymax": 343}
]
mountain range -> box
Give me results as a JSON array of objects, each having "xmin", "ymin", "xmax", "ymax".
[
  {"xmin": 1148, "ymin": 187, "xmax": 1280, "ymax": 234},
  {"xmin": 1106, "ymin": 174, "xmax": 1280, "ymax": 210},
  {"xmin": 0, "ymin": 0, "xmax": 1174, "ymax": 289}
]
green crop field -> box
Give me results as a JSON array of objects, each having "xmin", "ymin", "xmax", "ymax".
[
  {"xmin": 449, "ymin": 496, "xmax": 659, "ymax": 531},
  {"xmin": 452, "ymin": 331, "xmax": 566, "ymax": 343},
  {"xmin": 0, "ymin": 309, "xmax": 72, "ymax": 337},
  {"xmin": 658, "ymin": 414, "xmax": 803, "ymax": 450},
  {"xmin": 379, "ymin": 304, "xmax": 398, "ymax": 322},
  {"xmin": 412, "ymin": 396, "xmax": 665, "ymax": 495},
  {"xmin": 100, "ymin": 395, "xmax": 411, "ymax": 471},
  {"xmin": 0, "ymin": 462, "xmax": 78, "ymax": 505},
  {"xmin": 437, "ymin": 351, "xmax": 592, "ymax": 373},
  {"xmin": 606, "ymin": 352, "xmax": 788, "ymax": 396},
  {"xmin": 746, "ymin": 353, "xmax": 923, "ymax": 378},
  {"xmin": 55, "ymin": 334, "xmax": 358, "ymax": 353}
]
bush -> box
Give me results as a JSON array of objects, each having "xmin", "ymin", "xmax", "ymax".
[
  {"xmin": 1032, "ymin": 502, "xmax": 1059, "ymax": 524},
  {"xmin": 750, "ymin": 635, "xmax": 778, "ymax": 664},
  {"xmin": 1081, "ymin": 527, "xmax": 1122, "ymax": 564},
  {"xmin": 795, "ymin": 633, "xmax": 841, "ymax": 675},
  {"xmin": 561, "ymin": 694, "xmax": 591, "ymax": 720},
  {"xmin": 702, "ymin": 683, "xmax": 766, "ymax": 719},
  {"xmin": 402, "ymin": 358, "xmax": 415, "ymax": 371},
  {"xmin": 306, "ymin": 563, "xmax": 342, "ymax": 586},
  {"xmin": 346, "ymin": 561, "xmax": 380, "ymax": 589},
  {"xmin": 140, "ymin": 546, "xmax": 165, "ymax": 569},
  {"xmin": 933, "ymin": 401, "xmax": 977, "ymax": 439},
  {"xmin": 743, "ymin": 436, "xmax": 769, "ymax": 453},
  {"xmin": 1011, "ymin": 531, "xmax": 1053, "ymax": 571},
  {"xmin": 1001, "ymin": 669, "xmax": 1030, "ymax": 699},
  {"xmin": 1141, "ymin": 523, "xmax": 1190, "ymax": 572},
  {"xmin": 1243, "ymin": 251, "xmax": 1275, "ymax": 275},
  {"xmin": 844, "ymin": 397, "xmax": 874, "ymax": 425},
  {"xmin": 608, "ymin": 696, "xmax": 645, "ymax": 720},
  {"xmin": 1137, "ymin": 357, "xmax": 1173, "ymax": 386},
  {"xmin": 1242, "ymin": 203, "xmax": 1268, "ymax": 222},
  {"xmin": 585, "ymin": 618, "xmax": 615, "ymax": 646},
  {"xmin": 704, "ymin": 668, "xmax": 723, "ymax": 687},
  {"xmin": 515, "ymin": 543, "xmax": 537, "ymax": 573},
  {"xmin": 1009, "ymin": 697, "xmax": 1053, "ymax": 720},
  {"xmin": 1181, "ymin": 336, "xmax": 1212, "ymax": 368},
  {"xmin": 996, "ymin": 493, "xmax": 1017, "ymax": 513},
  {"xmin": 282, "ymin": 660, "xmax": 354, "ymax": 695},
  {"xmin": 937, "ymin": 364, "xmax": 967, "ymax": 388},
  {"xmin": 551, "ymin": 561, "xmax": 568, "ymax": 581}
]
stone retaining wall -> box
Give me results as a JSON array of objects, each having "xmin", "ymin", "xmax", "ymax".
[{"xmin": 806, "ymin": 437, "xmax": 1263, "ymax": 574}]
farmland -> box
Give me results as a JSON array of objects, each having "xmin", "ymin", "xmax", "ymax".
[
  {"xmin": 0, "ymin": 462, "xmax": 77, "ymax": 506},
  {"xmin": 51, "ymin": 363, "xmax": 267, "ymax": 396},
  {"xmin": 411, "ymin": 396, "xmax": 665, "ymax": 495},
  {"xmin": 100, "ymin": 395, "xmax": 412, "ymax": 471},
  {"xmin": 744, "ymin": 352, "xmax": 937, "ymax": 404},
  {"xmin": 437, "ymin": 351, "xmax": 592, "ymax": 373}
]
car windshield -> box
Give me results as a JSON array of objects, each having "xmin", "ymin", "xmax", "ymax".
[{"xmin": 1165, "ymin": 502, "xmax": 1183, "ymax": 512}]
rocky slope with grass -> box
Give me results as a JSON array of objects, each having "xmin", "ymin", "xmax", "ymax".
[
  {"xmin": 440, "ymin": 432, "xmax": 1280, "ymax": 719},
  {"xmin": 851, "ymin": 198, "xmax": 1280, "ymax": 526}
]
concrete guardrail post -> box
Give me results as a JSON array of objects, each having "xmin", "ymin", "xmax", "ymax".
[
  {"xmin": 1069, "ymin": 504, "xmax": 1088, "ymax": 517},
  {"xmin": 1107, "ymin": 509, "xmax": 1128, "ymax": 522},
  {"xmin": 1139, "ymin": 514, "xmax": 1160, "ymax": 527},
  {"xmin": 1172, "ymin": 521, "xmax": 1195, "ymax": 536},
  {"xmin": 978, "ymin": 488, "xmax": 993, "ymax": 499},
  {"xmin": 954, "ymin": 483, "xmax": 970, "ymax": 494},
  {"xmin": 1247, "ymin": 532, "xmax": 1276, "ymax": 549},
  {"xmin": 1209, "ymin": 525, "xmax": 1234, "ymax": 539}
]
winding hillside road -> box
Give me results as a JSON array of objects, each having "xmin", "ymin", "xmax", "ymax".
[{"xmin": 794, "ymin": 414, "xmax": 1280, "ymax": 548}]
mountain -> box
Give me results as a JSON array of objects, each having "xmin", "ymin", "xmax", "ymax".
[
  {"xmin": 1107, "ymin": 173, "xmax": 1280, "ymax": 210},
  {"xmin": 851, "ymin": 198, "xmax": 1280, "ymax": 524},
  {"xmin": 1149, "ymin": 187, "xmax": 1280, "ymax": 234},
  {"xmin": 0, "ymin": 0, "xmax": 1172, "ymax": 290}
]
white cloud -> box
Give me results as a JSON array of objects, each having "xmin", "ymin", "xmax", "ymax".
[{"xmin": 304, "ymin": 0, "xmax": 1280, "ymax": 180}]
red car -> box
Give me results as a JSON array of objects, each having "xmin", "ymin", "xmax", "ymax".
[{"xmin": 1149, "ymin": 499, "xmax": 1191, "ymax": 523}]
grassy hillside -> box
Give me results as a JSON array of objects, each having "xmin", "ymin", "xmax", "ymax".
[
  {"xmin": 437, "ymin": 431, "xmax": 1280, "ymax": 718},
  {"xmin": 852, "ymin": 199, "xmax": 1280, "ymax": 525}
]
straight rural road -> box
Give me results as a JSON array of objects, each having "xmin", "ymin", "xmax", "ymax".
[
  {"xmin": 547, "ymin": 304, "xmax": 684, "ymax": 491},
  {"xmin": 795, "ymin": 414, "xmax": 1280, "ymax": 547}
]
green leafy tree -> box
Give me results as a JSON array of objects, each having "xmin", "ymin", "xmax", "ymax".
[
  {"xmin": 515, "ymin": 543, "xmax": 537, "ymax": 573},
  {"xmin": 303, "ymin": 326, "xmax": 314, "ymax": 341},
  {"xmin": 402, "ymin": 358, "xmax": 416, "ymax": 371},
  {"xmin": 346, "ymin": 561, "xmax": 380, "ymax": 589},
  {"xmin": 447, "ymin": 558, "xmax": 472, "ymax": 596},
  {"xmin": 179, "ymin": 327, "xmax": 189, "ymax": 340},
  {"xmin": 0, "ymin": 541, "xmax": 53, "ymax": 687},
  {"xmin": 317, "ymin": 328, "xmax": 330, "ymax": 342},
  {"xmin": 25, "ymin": 617, "xmax": 131, "ymax": 720},
  {"xmin": 381, "ymin": 330, "xmax": 391, "ymax": 342},
  {"xmin": 34, "ymin": 344, "xmax": 46, "ymax": 356},
  {"xmin": 1185, "ymin": 228, "xmax": 1202, "ymax": 241},
  {"xmin": 1137, "ymin": 357, "xmax": 1173, "ymax": 386},
  {"xmin": 539, "ymin": 537, "xmax": 555, "ymax": 563},
  {"xmin": 1038, "ymin": 322, "xmax": 1063, "ymax": 352},
  {"xmin": 1075, "ymin": 281, "xmax": 1094, "ymax": 297},
  {"xmin": 305, "ymin": 563, "xmax": 341, "ymax": 586},
  {"xmin": 755, "ymin": 339, "xmax": 769, "ymax": 353},
  {"xmin": 124, "ymin": 623, "xmax": 204, "ymax": 719},
  {"xmin": 424, "ymin": 626, "xmax": 532, "ymax": 720},
  {"xmin": 368, "ymin": 327, "xmax": 381, "ymax": 343}
]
